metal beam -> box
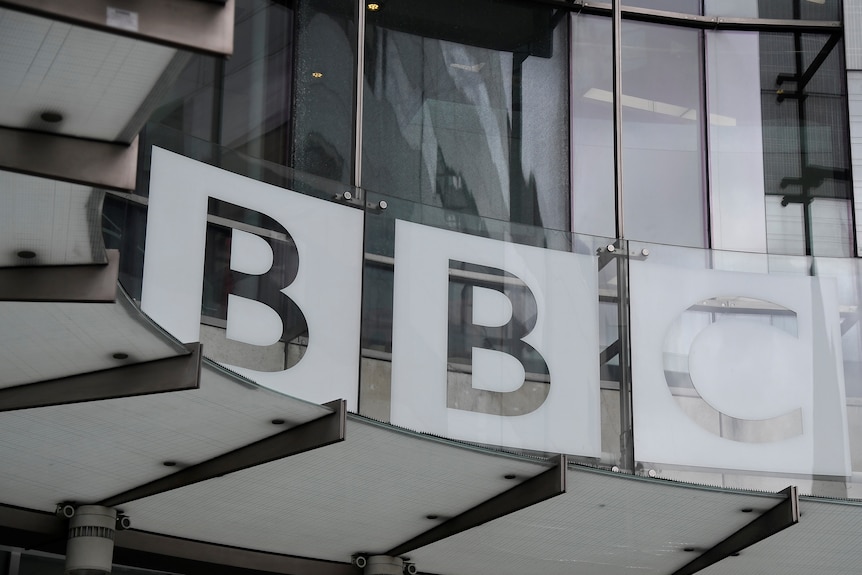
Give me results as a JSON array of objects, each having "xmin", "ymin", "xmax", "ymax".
[
  {"xmin": 776, "ymin": 33, "xmax": 842, "ymax": 92},
  {"xmin": 385, "ymin": 455, "xmax": 567, "ymax": 557},
  {"xmin": 670, "ymin": 486, "xmax": 799, "ymax": 575},
  {"xmin": 114, "ymin": 529, "xmax": 356, "ymax": 575},
  {"xmin": 0, "ymin": 342, "xmax": 202, "ymax": 412},
  {"xmin": 0, "ymin": 250, "xmax": 119, "ymax": 303},
  {"xmin": 98, "ymin": 399, "xmax": 347, "ymax": 507},
  {"xmin": 0, "ymin": 127, "xmax": 137, "ymax": 192},
  {"xmin": 0, "ymin": 504, "xmax": 355, "ymax": 575},
  {"xmin": 566, "ymin": 0, "xmax": 841, "ymax": 32},
  {"xmin": 0, "ymin": 0, "xmax": 235, "ymax": 57}
]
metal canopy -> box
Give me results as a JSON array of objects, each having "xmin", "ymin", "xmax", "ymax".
[
  {"xmin": 0, "ymin": 8, "xmax": 179, "ymax": 143},
  {"xmin": 0, "ymin": 172, "xmax": 112, "ymax": 267},
  {"xmin": 700, "ymin": 496, "xmax": 862, "ymax": 575},
  {"xmin": 386, "ymin": 455, "xmax": 567, "ymax": 557},
  {"xmin": 0, "ymin": 290, "xmax": 187, "ymax": 389},
  {"xmin": 99, "ymin": 398, "xmax": 346, "ymax": 507},
  {"xmin": 0, "ymin": 360, "xmax": 335, "ymax": 512},
  {"xmin": 671, "ymin": 486, "xmax": 799, "ymax": 575},
  {"xmin": 0, "ymin": 128, "xmax": 138, "ymax": 191},
  {"xmin": 0, "ymin": 250, "xmax": 120, "ymax": 303},
  {"xmin": 406, "ymin": 468, "xmax": 794, "ymax": 575},
  {"xmin": 119, "ymin": 418, "xmax": 555, "ymax": 563},
  {"xmin": 0, "ymin": 341, "xmax": 201, "ymax": 412}
]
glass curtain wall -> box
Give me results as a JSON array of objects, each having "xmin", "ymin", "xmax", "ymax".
[
  {"xmin": 104, "ymin": 0, "xmax": 356, "ymax": 319},
  {"xmin": 572, "ymin": 5, "xmax": 852, "ymax": 255},
  {"xmin": 572, "ymin": 16, "xmax": 705, "ymax": 248},
  {"xmin": 146, "ymin": 0, "xmax": 355, "ymax": 182},
  {"xmin": 97, "ymin": 0, "xmax": 859, "ymax": 478},
  {"xmin": 360, "ymin": 0, "xmax": 570, "ymax": 230}
]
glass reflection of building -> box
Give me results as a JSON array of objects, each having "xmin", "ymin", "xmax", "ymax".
[{"xmin": 6, "ymin": 0, "xmax": 862, "ymax": 574}]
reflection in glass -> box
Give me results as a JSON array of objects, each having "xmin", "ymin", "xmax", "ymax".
[
  {"xmin": 622, "ymin": 22, "xmax": 705, "ymax": 247},
  {"xmin": 707, "ymin": 31, "xmax": 768, "ymax": 252},
  {"xmin": 149, "ymin": 0, "xmax": 355, "ymax": 183},
  {"xmin": 362, "ymin": 0, "xmax": 569, "ymax": 229},
  {"xmin": 707, "ymin": 29, "xmax": 852, "ymax": 256},
  {"xmin": 571, "ymin": 14, "xmax": 613, "ymax": 239},
  {"xmin": 760, "ymin": 31, "xmax": 852, "ymax": 256}
]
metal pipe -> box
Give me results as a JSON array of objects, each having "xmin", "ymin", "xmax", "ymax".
[{"xmin": 353, "ymin": 0, "xmax": 367, "ymax": 189}]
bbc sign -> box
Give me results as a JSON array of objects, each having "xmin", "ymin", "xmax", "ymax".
[{"xmin": 142, "ymin": 149, "xmax": 851, "ymax": 476}]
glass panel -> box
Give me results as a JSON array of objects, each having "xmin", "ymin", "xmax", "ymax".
[
  {"xmin": 705, "ymin": 0, "xmax": 841, "ymax": 20},
  {"xmin": 761, "ymin": 31, "xmax": 851, "ymax": 256},
  {"xmin": 359, "ymin": 190, "xmax": 622, "ymax": 465},
  {"xmin": 706, "ymin": 31, "xmax": 768, "ymax": 252},
  {"xmin": 292, "ymin": 0, "xmax": 357, "ymax": 183},
  {"xmin": 149, "ymin": 0, "xmax": 356, "ymax": 182},
  {"xmin": 361, "ymin": 0, "xmax": 569, "ymax": 229},
  {"xmin": 573, "ymin": 19, "xmax": 705, "ymax": 246},
  {"xmin": 630, "ymin": 239, "xmax": 862, "ymax": 498},
  {"xmin": 706, "ymin": 30, "xmax": 852, "ymax": 256},
  {"xmin": 571, "ymin": 13, "xmax": 614, "ymax": 239},
  {"xmin": 622, "ymin": 22, "xmax": 706, "ymax": 247}
]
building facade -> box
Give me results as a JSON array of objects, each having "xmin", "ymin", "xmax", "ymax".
[{"xmin": 3, "ymin": 1, "xmax": 862, "ymax": 574}]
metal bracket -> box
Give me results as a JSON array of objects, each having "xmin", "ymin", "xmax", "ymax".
[
  {"xmin": 669, "ymin": 485, "xmax": 799, "ymax": 575},
  {"xmin": 0, "ymin": 342, "xmax": 202, "ymax": 412},
  {"xmin": 98, "ymin": 399, "xmax": 347, "ymax": 507},
  {"xmin": 597, "ymin": 244, "xmax": 649, "ymax": 271},
  {"xmin": 385, "ymin": 454, "xmax": 567, "ymax": 557},
  {"xmin": 0, "ymin": 250, "xmax": 120, "ymax": 303}
]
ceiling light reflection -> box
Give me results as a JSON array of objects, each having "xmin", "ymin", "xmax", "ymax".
[{"xmin": 583, "ymin": 88, "xmax": 736, "ymax": 126}]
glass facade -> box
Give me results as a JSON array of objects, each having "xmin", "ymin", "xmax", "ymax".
[
  {"xmin": 10, "ymin": 1, "xmax": 862, "ymax": 573},
  {"xmin": 99, "ymin": 0, "xmax": 861, "ymax": 495}
]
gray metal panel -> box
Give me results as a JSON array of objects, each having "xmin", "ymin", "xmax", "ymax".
[
  {"xmin": 0, "ymin": 128, "xmax": 137, "ymax": 192},
  {"xmin": 120, "ymin": 418, "xmax": 552, "ymax": 561},
  {"xmin": 0, "ymin": 250, "xmax": 119, "ymax": 303},
  {"xmin": 846, "ymin": 0, "xmax": 862, "ymax": 70},
  {"xmin": 848, "ymin": 71, "xmax": 862, "ymax": 256},
  {"xmin": 0, "ymin": 0, "xmax": 234, "ymax": 56}
]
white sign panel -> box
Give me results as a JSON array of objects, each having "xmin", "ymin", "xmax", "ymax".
[
  {"xmin": 631, "ymin": 260, "xmax": 850, "ymax": 476},
  {"xmin": 142, "ymin": 148, "xmax": 363, "ymax": 409},
  {"xmin": 390, "ymin": 220, "xmax": 601, "ymax": 456}
]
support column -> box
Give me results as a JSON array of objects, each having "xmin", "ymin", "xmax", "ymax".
[{"xmin": 60, "ymin": 505, "xmax": 131, "ymax": 575}]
